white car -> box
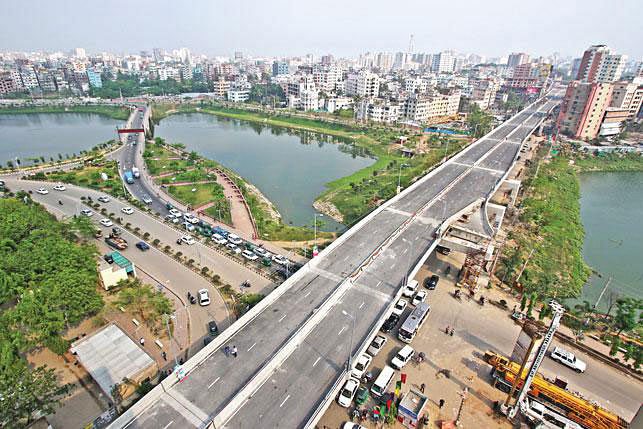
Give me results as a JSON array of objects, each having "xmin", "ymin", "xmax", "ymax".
[
  {"xmin": 351, "ymin": 353, "xmax": 373, "ymax": 380},
  {"xmin": 412, "ymin": 290, "xmax": 427, "ymax": 306},
  {"xmin": 99, "ymin": 218, "xmax": 113, "ymax": 227},
  {"xmin": 226, "ymin": 243, "xmax": 241, "ymax": 254},
  {"xmin": 36, "ymin": 188, "xmax": 49, "ymax": 195},
  {"xmin": 169, "ymin": 208, "xmax": 182, "ymax": 217},
  {"xmin": 212, "ymin": 233, "xmax": 227, "ymax": 245},
  {"xmin": 337, "ymin": 377, "xmax": 360, "ymax": 408},
  {"xmin": 53, "ymin": 184, "xmax": 66, "ymax": 191},
  {"xmin": 165, "ymin": 214, "xmax": 179, "ymax": 223},
  {"xmin": 198, "ymin": 288, "xmax": 210, "ymax": 306},
  {"xmin": 180, "ymin": 236, "xmax": 196, "ymax": 245},
  {"xmin": 184, "ymin": 214, "xmax": 199, "ymax": 224},
  {"xmin": 391, "ymin": 299, "xmax": 408, "ymax": 317},
  {"xmin": 121, "ymin": 207, "xmax": 134, "ymax": 215},
  {"xmin": 550, "ymin": 346, "xmax": 587, "ymax": 373},
  {"xmin": 402, "ymin": 280, "xmax": 419, "ymax": 297},
  {"xmin": 272, "ymin": 254, "xmax": 289, "ymax": 265},
  {"xmin": 367, "ymin": 335, "xmax": 388, "ymax": 356},
  {"xmin": 253, "ymin": 247, "xmax": 272, "ymax": 258},
  {"xmin": 227, "ymin": 233, "xmax": 242, "ymax": 245},
  {"xmin": 183, "ymin": 222, "xmax": 195, "ymax": 232},
  {"xmin": 81, "ymin": 209, "xmax": 93, "ymax": 217},
  {"xmin": 391, "ymin": 345, "xmax": 415, "ymax": 370},
  {"xmin": 242, "ymin": 250, "xmax": 258, "ymax": 261},
  {"xmin": 342, "ymin": 423, "xmax": 367, "ymax": 429},
  {"xmin": 97, "ymin": 196, "xmax": 110, "ymax": 203}
]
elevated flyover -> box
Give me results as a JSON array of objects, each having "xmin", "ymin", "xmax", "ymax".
[{"xmin": 109, "ymin": 89, "xmax": 563, "ymax": 429}]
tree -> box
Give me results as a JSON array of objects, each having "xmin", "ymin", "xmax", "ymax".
[
  {"xmin": 0, "ymin": 346, "xmax": 72, "ymax": 427},
  {"xmin": 65, "ymin": 214, "xmax": 97, "ymax": 240},
  {"xmin": 612, "ymin": 298, "xmax": 642, "ymax": 335}
]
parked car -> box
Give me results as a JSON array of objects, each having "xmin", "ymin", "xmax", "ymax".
[
  {"xmin": 169, "ymin": 208, "xmax": 182, "ymax": 217},
  {"xmin": 242, "ymin": 250, "xmax": 258, "ymax": 261},
  {"xmin": 142, "ymin": 195, "xmax": 153, "ymax": 204},
  {"xmin": 402, "ymin": 280, "xmax": 419, "ymax": 297},
  {"xmin": 436, "ymin": 245, "xmax": 451, "ymax": 255},
  {"xmin": 183, "ymin": 222, "xmax": 195, "ymax": 232},
  {"xmin": 253, "ymin": 247, "xmax": 272, "ymax": 258},
  {"xmin": 165, "ymin": 214, "xmax": 179, "ymax": 223},
  {"xmin": 352, "ymin": 353, "xmax": 373, "ymax": 380},
  {"xmin": 212, "ymin": 233, "xmax": 227, "ymax": 245},
  {"xmin": 198, "ymin": 288, "xmax": 210, "ymax": 306},
  {"xmin": 184, "ymin": 213, "xmax": 198, "ymax": 224},
  {"xmin": 381, "ymin": 314, "xmax": 400, "ymax": 333},
  {"xmin": 226, "ymin": 243, "xmax": 241, "ymax": 254},
  {"xmin": 180, "ymin": 235, "xmax": 196, "ymax": 245},
  {"xmin": 53, "ymin": 184, "xmax": 66, "ymax": 191},
  {"xmin": 549, "ymin": 346, "xmax": 586, "ymax": 373},
  {"xmin": 412, "ymin": 290, "xmax": 427, "ymax": 306},
  {"xmin": 391, "ymin": 299, "xmax": 408, "ymax": 317},
  {"xmin": 391, "ymin": 345, "xmax": 415, "ymax": 369},
  {"xmin": 337, "ymin": 377, "xmax": 360, "ymax": 408},
  {"xmin": 99, "ymin": 218, "xmax": 113, "ymax": 227},
  {"xmin": 424, "ymin": 274, "xmax": 439, "ymax": 290},
  {"xmin": 97, "ymin": 196, "xmax": 110, "ymax": 203},
  {"xmin": 208, "ymin": 320, "xmax": 218, "ymax": 336},
  {"xmin": 367, "ymin": 335, "xmax": 388, "ymax": 356},
  {"xmin": 227, "ymin": 233, "xmax": 243, "ymax": 245},
  {"xmin": 272, "ymin": 254, "xmax": 289, "ymax": 265},
  {"xmin": 121, "ymin": 206, "xmax": 134, "ymax": 215},
  {"xmin": 136, "ymin": 241, "xmax": 150, "ymax": 251},
  {"xmin": 103, "ymin": 254, "xmax": 114, "ymax": 264},
  {"xmin": 36, "ymin": 188, "xmax": 49, "ymax": 195}
]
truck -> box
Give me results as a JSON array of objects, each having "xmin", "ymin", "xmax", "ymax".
[
  {"xmin": 105, "ymin": 234, "xmax": 128, "ymax": 250},
  {"xmin": 124, "ymin": 171, "xmax": 134, "ymax": 184},
  {"xmin": 132, "ymin": 167, "xmax": 140, "ymax": 179}
]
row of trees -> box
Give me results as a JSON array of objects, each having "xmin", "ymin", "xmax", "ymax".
[
  {"xmin": 0, "ymin": 196, "xmax": 104, "ymax": 426},
  {"xmin": 90, "ymin": 73, "xmax": 214, "ymax": 99}
]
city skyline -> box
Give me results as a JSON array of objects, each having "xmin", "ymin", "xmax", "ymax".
[{"xmin": 2, "ymin": 0, "xmax": 642, "ymax": 59}]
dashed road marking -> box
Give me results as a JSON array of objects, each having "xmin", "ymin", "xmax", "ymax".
[
  {"xmin": 208, "ymin": 376, "xmax": 221, "ymax": 389},
  {"xmin": 280, "ymin": 395, "xmax": 290, "ymax": 408},
  {"xmin": 162, "ymin": 421, "xmax": 174, "ymax": 429},
  {"xmin": 247, "ymin": 342, "xmax": 256, "ymax": 352},
  {"xmin": 278, "ymin": 314, "xmax": 287, "ymax": 322},
  {"xmin": 338, "ymin": 326, "xmax": 346, "ymax": 336},
  {"xmin": 359, "ymin": 301, "xmax": 365, "ymax": 309},
  {"xmin": 312, "ymin": 357, "xmax": 321, "ymax": 367}
]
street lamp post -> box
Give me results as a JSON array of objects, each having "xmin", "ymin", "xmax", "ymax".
[
  {"xmin": 397, "ymin": 163, "xmax": 409, "ymax": 194},
  {"xmin": 164, "ymin": 314, "xmax": 179, "ymax": 367},
  {"xmin": 313, "ymin": 213, "xmax": 323, "ymax": 257},
  {"xmin": 341, "ymin": 310, "xmax": 355, "ymax": 371}
]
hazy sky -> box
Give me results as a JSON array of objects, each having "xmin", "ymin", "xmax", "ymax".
[{"xmin": 2, "ymin": 0, "xmax": 642, "ymax": 59}]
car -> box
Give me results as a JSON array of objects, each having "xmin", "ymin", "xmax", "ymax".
[
  {"xmin": 180, "ymin": 235, "xmax": 196, "ymax": 245},
  {"xmin": 354, "ymin": 386, "xmax": 369, "ymax": 406},
  {"xmin": 412, "ymin": 290, "xmax": 427, "ymax": 306},
  {"xmin": 99, "ymin": 218, "xmax": 113, "ymax": 227},
  {"xmin": 242, "ymin": 250, "xmax": 258, "ymax": 261},
  {"xmin": 367, "ymin": 335, "xmax": 388, "ymax": 356},
  {"xmin": 226, "ymin": 243, "xmax": 241, "ymax": 254},
  {"xmin": 391, "ymin": 299, "xmax": 408, "ymax": 317},
  {"xmin": 337, "ymin": 377, "xmax": 360, "ymax": 408},
  {"xmin": 436, "ymin": 245, "xmax": 451, "ymax": 255},
  {"xmin": 402, "ymin": 280, "xmax": 419, "ymax": 297},
  {"xmin": 198, "ymin": 289, "xmax": 210, "ymax": 306},
  {"xmin": 183, "ymin": 222, "xmax": 195, "ymax": 232},
  {"xmin": 391, "ymin": 345, "xmax": 415, "ymax": 369},
  {"xmin": 550, "ymin": 346, "xmax": 586, "ymax": 373},
  {"xmin": 212, "ymin": 233, "xmax": 227, "ymax": 245},
  {"xmin": 342, "ymin": 423, "xmax": 366, "ymax": 429},
  {"xmin": 121, "ymin": 206, "xmax": 134, "ymax": 215},
  {"xmin": 136, "ymin": 241, "xmax": 150, "ymax": 251},
  {"xmin": 97, "ymin": 196, "xmax": 110, "ymax": 203},
  {"xmin": 165, "ymin": 214, "xmax": 179, "ymax": 223},
  {"xmin": 272, "ymin": 254, "xmax": 289, "ymax": 266},
  {"xmin": 169, "ymin": 208, "xmax": 182, "ymax": 217},
  {"xmin": 352, "ymin": 353, "xmax": 373, "ymax": 380},
  {"xmin": 380, "ymin": 314, "xmax": 400, "ymax": 333},
  {"xmin": 253, "ymin": 247, "xmax": 272, "ymax": 258},
  {"xmin": 36, "ymin": 188, "xmax": 48, "ymax": 195},
  {"xmin": 81, "ymin": 209, "xmax": 93, "ymax": 217},
  {"xmin": 424, "ymin": 274, "xmax": 439, "ymax": 290},
  {"xmin": 184, "ymin": 214, "xmax": 199, "ymax": 224},
  {"xmin": 208, "ymin": 320, "xmax": 218, "ymax": 336},
  {"xmin": 142, "ymin": 195, "xmax": 153, "ymax": 204},
  {"xmin": 227, "ymin": 233, "xmax": 242, "ymax": 245},
  {"xmin": 53, "ymin": 184, "xmax": 66, "ymax": 191},
  {"xmin": 103, "ymin": 254, "xmax": 114, "ymax": 264}
]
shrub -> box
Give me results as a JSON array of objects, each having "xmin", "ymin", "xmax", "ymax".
[
  {"xmin": 152, "ymin": 239, "xmax": 160, "ymax": 247},
  {"xmin": 163, "ymin": 245, "xmax": 171, "ymax": 253},
  {"xmin": 143, "ymin": 232, "xmax": 150, "ymax": 240},
  {"xmin": 201, "ymin": 267, "xmax": 209, "ymax": 275}
]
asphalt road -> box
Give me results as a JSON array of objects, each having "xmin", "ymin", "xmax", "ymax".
[{"xmin": 106, "ymin": 93, "xmax": 565, "ymax": 429}]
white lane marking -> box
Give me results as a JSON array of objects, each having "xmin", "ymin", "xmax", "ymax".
[
  {"xmin": 208, "ymin": 376, "xmax": 221, "ymax": 389},
  {"xmin": 359, "ymin": 302, "xmax": 365, "ymax": 309},
  {"xmin": 376, "ymin": 281, "xmax": 382, "ymax": 287},
  {"xmin": 338, "ymin": 326, "xmax": 346, "ymax": 336},
  {"xmin": 162, "ymin": 421, "xmax": 174, "ymax": 429},
  {"xmin": 312, "ymin": 357, "xmax": 321, "ymax": 367},
  {"xmin": 280, "ymin": 395, "xmax": 291, "ymax": 408},
  {"xmin": 304, "ymin": 291, "xmax": 311, "ymax": 298},
  {"xmin": 247, "ymin": 342, "xmax": 256, "ymax": 352},
  {"xmin": 402, "ymin": 248, "xmax": 408, "ymax": 255},
  {"xmin": 278, "ymin": 314, "xmax": 287, "ymax": 322}
]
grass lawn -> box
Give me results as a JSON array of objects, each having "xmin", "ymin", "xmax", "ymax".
[
  {"xmin": 35, "ymin": 161, "xmax": 126, "ymax": 198},
  {"xmin": 167, "ymin": 182, "xmax": 226, "ymax": 209},
  {"xmin": 147, "ymin": 158, "xmax": 193, "ymax": 176},
  {"xmin": 158, "ymin": 169, "xmax": 213, "ymax": 184},
  {"xmin": 204, "ymin": 203, "xmax": 232, "ymax": 226}
]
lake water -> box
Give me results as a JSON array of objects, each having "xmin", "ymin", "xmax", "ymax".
[
  {"xmin": 0, "ymin": 113, "xmax": 122, "ymax": 165},
  {"xmin": 156, "ymin": 113, "xmax": 375, "ymax": 229},
  {"xmin": 574, "ymin": 171, "xmax": 643, "ymax": 311}
]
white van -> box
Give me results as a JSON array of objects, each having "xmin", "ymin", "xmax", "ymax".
[
  {"xmin": 370, "ymin": 365, "xmax": 395, "ymax": 397},
  {"xmin": 402, "ymin": 280, "xmax": 419, "ymax": 297}
]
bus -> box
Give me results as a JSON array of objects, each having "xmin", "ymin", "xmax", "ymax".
[{"xmin": 398, "ymin": 302, "xmax": 430, "ymax": 343}]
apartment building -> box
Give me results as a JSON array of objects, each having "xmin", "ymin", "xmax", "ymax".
[
  {"xmin": 404, "ymin": 77, "xmax": 428, "ymax": 94},
  {"xmin": 356, "ymin": 99, "xmax": 401, "ymax": 123},
  {"xmin": 272, "ymin": 61, "xmax": 289, "ymax": 76},
  {"xmin": 599, "ymin": 108, "xmax": 630, "ymax": 137},
  {"xmin": 432, "ymin": 51, "xmax": 455, "ymax": 73},
  {"xmin": 426, "ymin": 92, "xmax": 461, "ymax": 118},
  {"xmin": 227, "ymin": 89, "xmax": 250, "ymax": 102},
  {"xmin": 576, "ymin": 45, "xmax": 627, "ymax": 83},
  {"xmin": 324, "ymin": 96, "xmax": 352, "ymax": 113},
  {"xmin": 313, "ymin": 65, "xmax": 342, "ymax": 93},
  {"xmin": 212, "ymin": 78, "xmax": 230, "ymax": 98},
  {"xmin": 86, "ymin": 70, "xmax": 102, "ymax": 88},
  {"xmin": 346, "ymin": 71, "xmax": 380, "ymax": 98},
  {"xmin": 507, "ymin": 52, "xmax": 530, "ymax": 67},
  {"xmin": 610, "ymin": 80, "xmax": 643, "ymax": 119},
  {"xmin": 508, "ymin": 63, "xmax": 552, "ymax": 89},
  {"xmin": 0, "ymin": 73, "xmax": 16, "ymax": 94},
  {"xmin": 471, "ymin": 78, "xmax": 500, "ymax": 110},
  {"xmin": 557, "ymin": 81, "xmax": 613, "ymax": 140},
  {"xmin": 299, "ymin": 89, "xmax": 319, "ymax": 111}
]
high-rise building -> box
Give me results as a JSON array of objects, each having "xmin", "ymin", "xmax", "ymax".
[
  {"xmin": 576, "ymin": 45, "xmax": 627, "ymax": 83},
  {"xmin": 376, "ymin": 52, "xmax": 394, "ymax": 71},
  {"xmin": 272, "ymin": 61, "xmax": 289, "ymax": 76},
  {"xmin": 86, "ymin": 70, "xmax": 102, "ymax": 88},
  {"xmin": 507, "ymin": 52, "xmax": 530, "ymax": 67},
  {"xmin": 346, "ymin": 71, "xmax": 380, "ymax": 98},
  {"xmin": 610, "ymin": 81, "xmax": 643, "ymax": 119},
  {"xmin": 432, "ymin": 51, "xmax": 455, "ymax": 73},
  {"xmin": 557, "ymin": 81, "xmax": 613, "ymax": 140},
  {"xmin": 234, "ymin": 51, "xmax": 243, "ymax": 60},
  {"xmin": 74, "ymin": 47, "xmax": 86, "ymax": 58},
  {"xmin": 570, "ymin": 58, "xmax": 582, "ymax": 79}
]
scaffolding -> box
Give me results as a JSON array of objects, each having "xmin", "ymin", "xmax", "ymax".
[{"xmin": 457, "ymin": 251, "xmax": 484, "ymax": 291}]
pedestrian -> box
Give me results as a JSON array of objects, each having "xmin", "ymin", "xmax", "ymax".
[
  {"xmin": 162, "ymin": 351, "xmax": 167, "ymax": 361},
  {"xmin": 139, "ymin": 337, "xmax": 145, "ymax": 346},
  {"xmin": 449, "ymin": 328, "xmax": 454, "ymax": 336},
  {"xmin": 439, "ymin": 398, "xmax": 445, "ymax": 409},
  {"xmin": 231, "ymin": 345, "xmax": 238, "ymax": 358},
  {"xmin": 420, "ymin": 383, "xmax": 425, "ymax": 393},
  {"xmin": 223, "ymin": 345, "xmax": 230, "ymax": 356}
]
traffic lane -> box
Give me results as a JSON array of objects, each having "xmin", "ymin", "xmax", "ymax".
[{"xmin": 422, "ymin": 253, "xmax": 642, "ymax": 420}]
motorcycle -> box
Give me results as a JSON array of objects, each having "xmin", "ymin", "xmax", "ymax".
[
  {"xmin": 58, "ymin": 200, "xmax": 63, "ymax": 205},
  {"xmin": 453, "ymin": 289, "xmax": 462, "ymax": 300},
  {"xmin": 479, "ymin": 296, "xmax": 486, "ymax": 306},
  {"xmin": 187, "ymin": 292, "xmax": 197, "ymax": 305}
]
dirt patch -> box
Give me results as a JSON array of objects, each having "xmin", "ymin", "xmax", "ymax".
[{"xmin": 313, "ymin": 199, "xmax": 343, "ymax": 223}]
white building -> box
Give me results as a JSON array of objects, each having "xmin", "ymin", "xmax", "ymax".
[
  {"xmin": 404, "ymin": 77, "xmax": 428, "ymax": 94},
  {"xmin": 432, "ymin": 51, "xmax": 456, "ymax": 73},
  {"xmin": 577, "ymin": 45, "xmax": 627, "ymax": 83},
  {"xmin": 324, "ymin": 96, "xmax": 352, "ymax": 113},
  {"xmin": 299, "ymin": 89, "xmax": 319, "ymax": 111},
  {"xmin": 357, "ymin": 98, "xmax": 401, "ymax": 123},
  {"xmin": 227, "ymin": 89, "xmax": 250, "ymax": 102},
  {"xmin": 346, "ymin": 71, "xmax": 380, "ymax": 98}
]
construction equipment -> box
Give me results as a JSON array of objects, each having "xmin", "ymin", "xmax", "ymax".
[
  {"xmin": 485, "ymin": 351, "xmax": 628, "ymax": 429},
  {"xmin": 457, "ymin": 251, "xmax": 484, "ymax": 291}
]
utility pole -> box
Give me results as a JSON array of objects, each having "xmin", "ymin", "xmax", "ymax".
[
  {"xmin": 594, "ymin": 276, "xmax": 612, "ymax": 309},
  {"xmin": 514, "ymin": 248, "xmax": 535, "ymax": 285},
  {"xmin": 454, "ymin": 387, "xmax": 468, "ymax": 426},
  {"xmin": 164, "ymin": 314, "xmax": 179, "ymax": 367}
]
